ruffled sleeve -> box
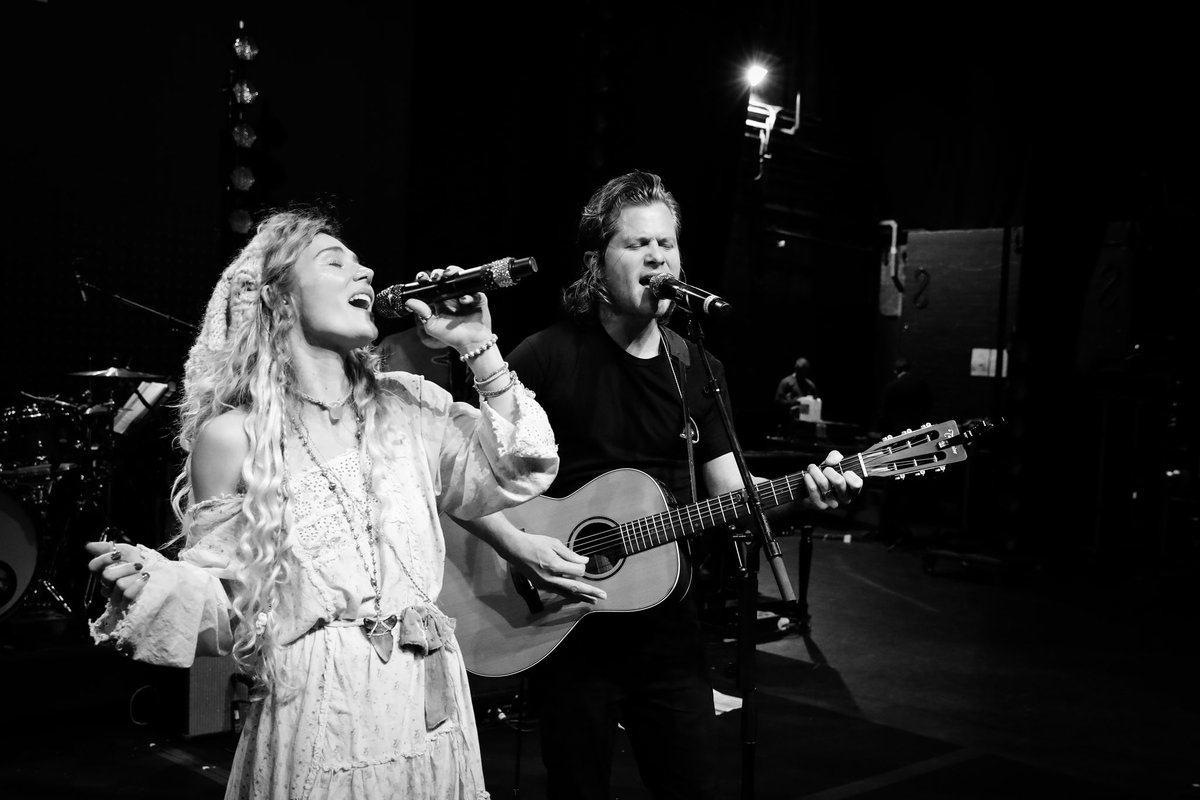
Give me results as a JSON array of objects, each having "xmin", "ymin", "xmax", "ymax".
[
  {"xmin": 381, "ymin": 371, "xmax": 558, "ymax": 520},
  {"xmin": 89, "ymin": 495, "xmax": 242, "ymax": 668}
]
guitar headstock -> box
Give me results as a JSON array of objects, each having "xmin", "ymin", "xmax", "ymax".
[
  {"xmin": 859, "ymin": 420, "xmax": 982, "ymax": 480},
  {"xmin": 950, "ymin": 416, "xmax": 1002, "ymax": 446}
]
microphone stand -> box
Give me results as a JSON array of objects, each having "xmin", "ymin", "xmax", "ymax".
[
  {"xmin": 682, "ymin": 308, "xmax": 795, "ymax": 800},
  {"xmin": 77, "ymin": 276, "xmax": 198, "ymax": 334}
]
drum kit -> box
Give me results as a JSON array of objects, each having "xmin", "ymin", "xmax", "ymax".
[{"xmin": 0, "ymin": 366, "xmax": 175, "ymax": 628}]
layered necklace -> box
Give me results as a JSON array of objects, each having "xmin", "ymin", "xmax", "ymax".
[
  {"xmin": 290, "ymin": 403, "xmax": 405, "ymax": 663},
  {"xmin": 294, "ymin": 388, "xmax": 354, "ymax": 424}
]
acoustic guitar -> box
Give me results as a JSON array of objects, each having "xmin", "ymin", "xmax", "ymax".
[{"xmin": 440, "ymin": 419, "xmax": 992, "ymax": 677}]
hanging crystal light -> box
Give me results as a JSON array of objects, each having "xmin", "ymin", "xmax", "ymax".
[{"xmin": 231, "ymin": 123, "xmax": 257, "ymax": 148}]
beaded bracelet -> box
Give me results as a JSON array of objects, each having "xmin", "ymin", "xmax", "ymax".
[
  {"xmin": 476, "ymin": 371, "xmax": 520, "ymax": 400},
  {"xmin": 458, "ymin": 334, "xmax": 499, "ymax": 363},
  {"xmin": 473, "ymin": 361, "xmax": 509, "ymax": 387}
]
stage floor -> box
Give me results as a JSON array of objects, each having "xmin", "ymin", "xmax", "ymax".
[{"xmin": 2, "ymin": 521, "xmax": 1197, "ymax": 799}]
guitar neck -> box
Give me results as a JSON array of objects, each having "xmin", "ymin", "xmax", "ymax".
[
  {"xmin": 607, "ymin": 465, "xmax": 838, "ymax": 559},
  {"xmin": 604, "ymin": 423, "xmax": 968, "ymax": 559}
]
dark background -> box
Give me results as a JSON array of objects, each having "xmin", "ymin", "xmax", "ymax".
[{"xmin": 4, "ymin": 2, "xmax": 1197, "ymax": 575}]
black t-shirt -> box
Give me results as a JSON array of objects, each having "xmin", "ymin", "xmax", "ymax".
[
  {"xmin": 509, "ymin": 316, "xmax": 731, "ymax": 504},
  {"xmin": 507, "ymin": 315, "xmax": 734, "ymax": 664}
]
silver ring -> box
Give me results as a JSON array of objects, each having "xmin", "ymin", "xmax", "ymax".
[{"xmin": 416, "ymin": 314, "xmax": 432, "ymax": 324}]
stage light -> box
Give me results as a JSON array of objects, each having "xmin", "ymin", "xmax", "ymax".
[
  {"xmin": 232, "ymin": 80, "xmax": 258, "ymax": 105},
  {"xmin": 744, "ymin": 58, "xmax": 799, "ymax": 181},
  {"xmin": 229, "ymin": 209, "xmax": 252, "ymax": 234},
  {"xmin": 225, "ymin": 19, "xmax": 262, "ymax": 239},
  {"xmin": 230, "ymin": 166, "xmax": 255, "ymax": 192},
  {"xmin": 231, "ymin": 122, "xmax": 257, "ymax": 148},
  {"xmin": 233, "ymin": 33, "xmax": 258, "ymax": 62}
]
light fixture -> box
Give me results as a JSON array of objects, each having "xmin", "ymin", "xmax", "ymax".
[
  {"xmin": 744, "ymin": 60, "xmax": 800, "ymax": 181},
  {"xmin": 226, "ymin": 19, "xmax": 261, "ymax": 238},
  {"xmin": 230, "ymin": 166, "xmax": 255, "ymax": 192},
  {"xmin": 231, "ymin": 122, "xmax": 257, "ymax": 148}
]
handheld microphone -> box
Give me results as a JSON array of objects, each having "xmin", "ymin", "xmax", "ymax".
[
  {"xmin": 645, "ymin": 273, "xmax": 732, "ymax": 318},
  {"xmin": 374, "ymin": 257, "xmax": 538, "ymax": 319},
  {"xmin": 75, "ymin": 272, "xmax": 89, "ymax": 303}
]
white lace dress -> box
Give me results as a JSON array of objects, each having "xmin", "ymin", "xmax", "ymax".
[{"xmin": 90, "ymin": 372, "xmax": 558, "ymax": 799}]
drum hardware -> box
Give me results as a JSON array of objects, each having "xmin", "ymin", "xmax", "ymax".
[
  {"xmin": 62, "ymin": 372, "xmax": 177, "ymax": 620},
  {"xmin": 0, "ymin": 386, "xmax": 125, "ymax": 625},
  {"xmin": 0, "ymin": 485, "xmax": 40, "ymax": 622},
  {"xmin": 2, "ymin": 275, "xmax": 193, "ymax": 628},
  {"xmin": 1, "ymin": 402, "xmax": 84, "ymax": 479},
  {"xmin": 68, "ymin": 366, "xmax": 168, "ymax": 380},
  {"xmin": 0, "ymin": 478, "xmax": 84, "ymax": 622}
]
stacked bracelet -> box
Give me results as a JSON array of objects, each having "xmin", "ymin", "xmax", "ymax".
[
  {"xmin": 476, "ymin": 370, "xmax": 521, "ymax": 400},
  {"xmin": 473, "ymin": 361, "xmax": 509, "ymax": 387},
  {"xmin": 459, "ymin": 334, "xmax": 499, "ymax": 363}
]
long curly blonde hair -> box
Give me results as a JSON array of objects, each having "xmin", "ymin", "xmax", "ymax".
[{"xmin": 172, "ymin": 210, "xmax": 404, "ymax": 693}]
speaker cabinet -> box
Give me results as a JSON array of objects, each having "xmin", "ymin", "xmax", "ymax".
[{"xmin": 178, "ymin": 654, "xmax": 246, "ymax": 738}]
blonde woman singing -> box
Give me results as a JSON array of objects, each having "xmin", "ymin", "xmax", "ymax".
[{"xmin": 85, "ymin": 209, "xmax": 576, "ymax": 799}]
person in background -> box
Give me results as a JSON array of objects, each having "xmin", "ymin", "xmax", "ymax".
[
  {"xmin": 775, "ymin": 356, "xmax": 819, "ymax": 408},
  {"xmin": 775, "ymin": 356, "xmax": 822, "ymax": 428}
]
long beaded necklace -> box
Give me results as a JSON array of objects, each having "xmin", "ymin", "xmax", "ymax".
[{"xmin": 291, "ymin": 406, "xmax": 401, "ymax": 663}]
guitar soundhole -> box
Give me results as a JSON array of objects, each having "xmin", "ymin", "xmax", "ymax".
[{"xmin": 571, "ymin": 520, "xmax": 624, "ymax": 579}]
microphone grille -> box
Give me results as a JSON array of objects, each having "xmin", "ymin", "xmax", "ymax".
[
  {"xmin": 373, "ymin": 285, "xmax": 410, "ymax": 319},
  {"xmin": 646, "ymin": 273, "xmax": 674, "ymax": 297}
]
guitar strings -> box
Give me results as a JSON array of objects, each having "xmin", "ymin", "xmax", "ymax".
[{"xmin": 567, "ymin": 447, "xmax": 946, "ymax": 558}]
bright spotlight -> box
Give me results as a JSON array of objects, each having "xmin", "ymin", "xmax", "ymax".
[{"xmin": 746, "ymin": 65, "xmax": 768, "ymax": 88}]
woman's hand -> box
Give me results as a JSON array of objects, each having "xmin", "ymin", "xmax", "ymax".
[
  {"xmin": 500, "ymin": 532, "xmax": 607, "ymax": 604},
  {"xmin": 85, "ymin": 541, "xmax": 150, "ymax": 603},
  {"xmin": 404, "ymin": 266, "xmax": 494, "ymax": 353}
]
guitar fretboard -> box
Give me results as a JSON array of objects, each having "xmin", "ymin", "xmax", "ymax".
[{"xmin": 576, "ymin": 426, "xmax": 957, "ymax": 559}]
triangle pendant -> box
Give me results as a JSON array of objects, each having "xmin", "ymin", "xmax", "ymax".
[
  {"xmin": 363, "ymin": 615, "xmax": 397, "ymax": 663},
  {"xmin": 328, "ymin": 403, "xmax": 345, "ymax": 424}
]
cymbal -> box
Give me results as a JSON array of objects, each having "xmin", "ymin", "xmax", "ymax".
[{"xmin": 68, "ymin": 367, "xmax": 166, "ymax": 380}]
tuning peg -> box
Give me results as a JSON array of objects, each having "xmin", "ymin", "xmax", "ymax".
[
  {"xmin": 917, "ymin": 470, "xmax": 926, "ymax": 476},
  {"xmin": 902, "ymin": 428, "xmax": 913, "ymax": 434},
  {"xmin": 936, "ymin": 466, "xmax": 946, "ymax": 472},
  {"xmin": 883, "ymin": 434, "xmax": 893, "ymax": 441},
  {"xmin": 895, "ymin": 474, "xmax": 906, "ymax": 480},
  {"xmin": 920, "ymin": 422, "xmax": 932, "ymax": 428}
]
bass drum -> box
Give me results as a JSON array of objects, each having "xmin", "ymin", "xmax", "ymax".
[{"xmin": 0, "ymin": 485, "xmax": 39, "ymax": 622}]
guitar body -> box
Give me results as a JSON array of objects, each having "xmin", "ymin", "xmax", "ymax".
[
  {"xmin": 439, "ymin": 419, "xmax": 991, "ymax": 678},
  {"xmin": 439, "ymin": 469, "xmax": 688, "ymax": 678}
]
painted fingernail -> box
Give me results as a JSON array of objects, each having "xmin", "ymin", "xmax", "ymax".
[{"xmin": 133, "ymin": 562, "xmax": 143, "ymax": 570}]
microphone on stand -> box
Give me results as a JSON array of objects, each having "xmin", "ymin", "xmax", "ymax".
[
  {"xmin": 373, "ymin": 257, "xmax": 539, "ymax": 319},
  {"xmin": 645, "ymin": 273, "xmax": 732, "ymax": 318}
]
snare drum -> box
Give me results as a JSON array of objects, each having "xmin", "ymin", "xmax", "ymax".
[
  {"xmin": 0, "ymin": 485, "xmax": 39, "ymax": 621},
  {"xmin": 0, "ymin": 404, "xmax": 82, "ymax": 476}
]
